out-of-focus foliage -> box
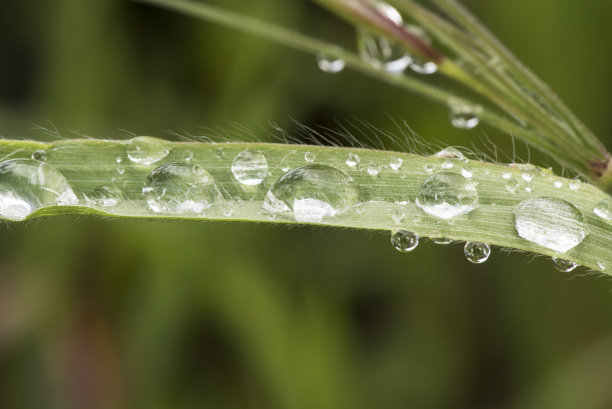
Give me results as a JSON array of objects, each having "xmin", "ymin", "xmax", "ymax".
[{"xmin": 1, "ymin": 1, "xmax": 612, "ymax": 408}]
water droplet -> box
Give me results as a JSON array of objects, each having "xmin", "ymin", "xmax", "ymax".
[
  {"xmin": 127, "ymin": 136, "xmax": 171, "ymax": 165},
  {"xmin": 597, "ymin": 261, "xmax": 607, "ymax": 272},
  {"xmin": 569, "ymin": 180, "xmax": 581, "ymax": 191},
  {"xmin": 441, "ymin": 159, "xmax": 454, "ymax": 169},
  {"xmin": 0, "ymin": 159, "xmax": 78, "ymax": 221},
  {"xmin": 434, "ymin": 147, "xmax": 466, "ymax": 161},
  {"xmin": 450, "ymin": 104, "xmax": 480, "ymax": 129},
  {"xmin": 389, "ymin": 157, "xmax": 403, "ymax": 171},
  {"xmin": 424, "ymin": 163, "xmax": 436, "ymax": 173},
  {"xmin": 317, "ymin": 53, "xmax": 345, "ymax": 73},
  {"xmin": 391, "ymin": 230, "xmax": 419, "ymax": 252},
  {"xmin": 346, "ymin": 153, "xmax": 360, "ymax": 167},
  {"xmin": 464, "ymin": 242, "xmax": 491, "ymax": 264},
  {"xmin": 357, "ymin": 3, "xmax": 412, "ymax": 73},
  {"xmin": 215, "ymin": 147, "xmax": 225, "ymax": 158},
  {"xmin": 116, "ymin": 157, "xmax": 123, "ymax": 164},
  {"xmin": 404, "ymin": 25, "xmax": 437, "ymax": 75},
  {"xmin": 143, "ymin": 162, "xmax": 220, "ymax": 214},
  {"xmin": 554, "ymin": 181, "xmax": 563, "ymax": 188},
  {"xmin": 594, "ymin": 198, "xmax": 612, "ymax": 221},
  {"xmin": 502, "ymin": 173, "xmax": 512, "ymax": 180},
  {"xmin": 231, "ymin": 149, "xmax": 268, "ymax": 186},
  {"xmin": 432, "ymin": 237, "xmax": 453, "ymax": 245},
  {"xmin": 514, "ymin": 197, "xmax": 588, "ymax": 253},
  {"xmin": 262, "ymin": 165, "xmax": 361, "ymax": 223},
  {"xmin": 367, "ymin": 162, "xmax": 380, "ymax": 176},
  {"xmin": 184, "ymin": 150, "xmax": 193, "ymax": 162},
  {"xmin": 461, "ymin": 166, "xmax": 473, "ymax": 179},
  {"xmin": 392, "ymin": 205, "xmax": 405, "ymax": 224},
  {"xmin": 31, "ymin": 150, "xmax": 47, "ymax": 161},
  {"xmin": 87, "ymin": 185, "xmax": 124, "ymax": 207},
  {"xmin": 552, "ymin": 257, "xmax": 578, "ymax": 272},
  {"xmin": 304, "ymin": 152, "xmax": 316, "ymax": 163},
  {"xmin": 522, "ymin": 172, "xmax": 533, "ymax": 183},
  {"xmin": 415, "ymin": 172, "xmax": 479, "ymax": 219}
]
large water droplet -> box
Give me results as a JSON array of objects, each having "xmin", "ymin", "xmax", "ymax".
[
  {"xmin": 450, "ymin": 104, "xmax": 480, "ymax": 129},
  {"xmin": 594, "ymin": 198, "xmax": 612, "ymax": 221},
  {"xmin": 433, "ymin": 147, "xmax": 467, "ymax": 162},
  {"xmin": 87, "ymin": 185, "xmax": 124, "ymax": 208},
  {"xmin": 0, "ymin": 159, "xmax": 78, "ymax": 221},
  {"xmin": 415, "ymin": 172, "xmax": 479, "ymax": 219},
  {"xmin": 464, "ymin": 242, "xmax": 491, "ymax": 264},
  {"xmin": 317, "ymin": 53, "xmax": 346, "ymax": 73},
  {"xmin": 231, "ymin": 149, "xmax": 268, "ymax": 186},
  {"xmin": 262, "ymin": 165, "xmax": 361, "ymax": 223},
  {"xmin": 143, "ymin": 162, "xmax": 220, "ymax": 214},
  {"xmin": 357, "ymin": 3, "xmax": 412, "ymax": 73},
  {"xmin": 127, "ymin": 136, "xmax": 170, "ymax": 165},
  {"xmin": 552, "ymin": 257, "xmax": 578, "ymax": 272},
  {"xmin": 391, "ymin": 230, "xmax": 419, "ymax": 252},
  {"xmin": 514, "ymin": 197, "xmax": 587, "ymax": 253}
]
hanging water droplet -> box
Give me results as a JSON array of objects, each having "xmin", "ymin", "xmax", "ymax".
[
  {"xmin": 317, "ymin": 53, "xmax": 346, "ymax": 73},
  {"xmin": 357, "ymin": 3, "xmax": 412, "ymax": 73},
  {"xmin": 389, "ymin": 157, "xmax": 403, "ymax": 171},
  {"xmin": 514, "ymin": 197, "xmax": 588, "ymax": 253},
  {"xmin": 594, "ymin": 198, "xmax": 612, "ymax": 221},
  {"xmin": 262, "ymin": 164, "xmax": 361, "ymax": 223},
  {"xmin": 404, "ymin": 25, "xmax": 437, "ymax": 75},
  {"xmin": 143, "ymin": 162, "xmax": 220, "ymax": 214},
  {"xmin": 127, "ymin": 136, "xmax": 171, "ymax": 165},
  {"xmin": 231, "ymin": 149, "xmax": 268, "ymax": 186},
  {"xmin": 461, "ymin": 166, "xmax": 473, "ymax": 179},
  {"xmin": 87, "ymin": 185, "xmax": 124, "ymax": 208},
  {"xmin": 391, "ymin": 230, "xmax": 419, "ymax": 252},
  {"xmin": 367, "ymin": 162, "xmax": 380, "ymax": 176},
  {"xmin": 0, "ymin": 159, "xmax": 78, "ymax": 221},
  {"xmin": 464, "ymin": 242, "xmax": 491, "ymax": 264},
  {"xmin": 552, "ymin": 257, "xmax": 578, "ymax": 272},
  {"xmin": 434, "ymin": 147, "xmax": 466, "ymax": 161},
  {"xmin": 304, "ymin": 152, "xmax": 316, "ymax": 163},
  {"xmin": 31, "ymin": 150, "xmax": 47, "ymax": 161},
  {"xmin": 432, "ymin": 237, "xmax": 453, "ymax": 245},
  {"xmin": 415, "ymin": 172, "xmax": 479, "ymax": 219},
  {"xmin": 449, "ymin": 104, "xmax": 481, "ymax": 130},
  {"xmin": 346, "ymin": 153, "xmax": 360, "ymax": 167}
]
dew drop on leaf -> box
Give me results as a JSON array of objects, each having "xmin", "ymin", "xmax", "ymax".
[
  {"xmin": 415, "ymin": 172, "xmax": 479, "ymax": 219},
  {"xmin": 127, "ymin": 136, "xmax": 171, "ymax": 165},
  {"xmin": 593, "ymin": 198, "xmax": 612, "ymax": 221},
  {"xmin": 552, "ymin": 257, "xmax": 578, "ymax": 272},
  {"xmin": 231, "ymin": 149, "xmax": 268, "ymax": 186}
]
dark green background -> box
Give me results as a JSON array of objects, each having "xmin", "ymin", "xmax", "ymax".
[{"xmin": 1, "ymin": 1, "xmax": 611, "ymax": 408}]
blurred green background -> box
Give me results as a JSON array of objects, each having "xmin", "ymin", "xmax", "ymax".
[{"xmin": 1, "ymin": 0, "xmax": 612, "ymax": 408}]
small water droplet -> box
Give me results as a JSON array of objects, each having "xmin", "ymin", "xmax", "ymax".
[
  {"xmin": 127, "ymin": 136, "xmax": 170, "ymax": 165},
  {"xmin": 116, "ymin": 167, "xmax": 125, "ymax": 175},
  {"xmin": 390, "ymin": 157, "xmax": 403, "ymax": 171},
  {"xmin": 87, "ymin": 185, "xmax": 124, "ymax": 207},
  {"xmin": 553, "ymin": 181, "xmax": 563, "ymax": 188},
  {"xmin": 552, "ymin": 257, "xmax": 578, "ymax": 272},
  {"xmin": 415, "ymin": 172, "xmax": 479, "ymax": 219},
  {"xmin": 594, "ymin": 198, "xmax": 612, "ymax": 221},
  {"xmin": 434, "ymin": 147, "xmax": 466, "ymax": 161},
  {"xmin": 0, "ymin": 159, "xmax": 78, "ymax": 220},
  {"xmin": 367, "ymin": 162, "xmax": 380, "ymax": 176},
  {"xmin": 317, "ymin": 53, "xmax": 346, "ymax": 73},
  {"xmin": 432, "ymin": 237, "xmax": 453, "ymax": 245},
  {"xmin": 504, "ymin": 178, "xmax": 518, "ymax": 194},
  {"xmin": 502, "ymin": 173, "xmax": 512, "ymax": 180},
  {"xmin": 514, "ymin": 197, "xmax": 588, "ymax": 253},
  {"xmin": 464, "ymin": 242, "xmax": 491, "ymax": 264},
  {"xmin": 346, "ymin": 153, "xmax": 360, "ymax": 167},
  {"xmin": 450, "ymin": 104, "xmax": 480, "ymax": 130},
  {"xmin": 522, "ymin": 172, "xmax": 533, "ymax": 183},
  {"xmin": 392, "ymin": 206, "xmax": 405, "ymax": 224},
  {"xmin": 391, "ymin": 230, "xmax": 419, "ymax": 252},
  {"xmin": 441, "ymin": 159, "xmax": 454, "ymax": 169},
  {"xmin": 424, "ymin": 163, "xmax": 436, "ymax": 173},
  {"xmin": 31, "ymin": 150, "xmax": 47, "ymax": 161},
  {"xmin": 262, "ymin": 165, "xmax": 361, "ymax": 223},
  {"xmin": 215, "ymin": 147, "xmax": 225, "ymax": 158},
  {"xmin": 304, "ymin": 152, "xmax": 316, "ymax": 163},
  {"xmin": 219, "ymin": 201, "xmax": 235, "ymax": 217},
  {"xmin": 143, "ymin": 162, "xmax": 220, "ymax": 214},
  {"xmin": 597, "ymin": 261, "xmax": 607, "ymax": 271},
  {"xmin": 231, "ymin": 149, "xmax": 268, "ymax": 186},
  {"xmin": 184, "ymin": 150, "xmax": 193, "ymax": 162},
  {"xmin": 569, "ymin": 180, "xmax": 581, "ymax": 191},
  {"xmin": 116, "ymin": 157, "xmax": 123, "ymax": 164},
  {"xmin": 461, "ymin": 166, "xmax": 473, "ymax": 178},
  {"xmin": 357, "ymin": 3, "xmax": 412, "ymax": 73},
  {"xmin": 524, "ymin": 186, "xmax": 533, "ymax": 193}
]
